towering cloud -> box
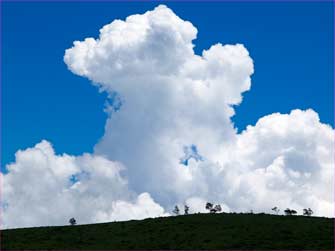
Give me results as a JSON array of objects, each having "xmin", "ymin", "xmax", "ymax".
[
  {"xmin": 64, "ymin": 4, "xmax": 254, "ymax": 207},
  {"xmin": 2, "ymin": 5, "xmax": 333, "ymax": 229}
]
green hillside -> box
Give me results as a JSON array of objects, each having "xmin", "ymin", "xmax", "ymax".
[{"xmin": 2, "ymin": 213, "xmax": 333, "ymax": 250}]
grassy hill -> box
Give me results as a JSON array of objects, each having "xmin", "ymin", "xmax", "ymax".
[{"xmin": 1, "ymin": 213, "xmax": 333, "ymax": 250}]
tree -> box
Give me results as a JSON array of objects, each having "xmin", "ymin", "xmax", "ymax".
[
  {"xmin": 272, "ymin": 206, "xmax": 280, "ymax": 214},
  {"xmin": 206, "ymin": 202, "xmax": 222, "ymax": 213},
  {"xmin": 184, "ymin": 205, "xmax": 190, "ymax": 215},
  {"xmin": 173, "ymin": 205, "xmax": 180, "ymax": 216},
  {"xmin": 69, "ymin": 218, "xmax": 76, "ymax": 226},
  {"xmin": 206, "ymin": 202, "xmax": 215, "ymax": 213},
  {"xmin": 303, "ymin": 208, "xmax": 313, "ymax": 216},
  {"xmin": 214, "ymin": 204, "xmax": 222, "ymax": 213},
  {"xmin": 284, "ymin": 208, "xmax": 291, "ymax": 215},
  {"xmin": 284, "ymin": 208, "xmax": 297, "ymax": 216},
  {"xmin": 205, "ymin": 202, "xmax": 213, "ymax": 212}
]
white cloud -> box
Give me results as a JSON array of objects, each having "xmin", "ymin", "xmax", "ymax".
[
  {"xmin": 226, "ymin": 109, "xmax": 334, "ymax": 216},
  {"xmin": 2, "ymin": 141, "xmax": 167, "ymax": 229},
  {"xmin": 64, "ymin": 4, "xmax": 254, "ymax": 207},
  {"xmin": 94, "ymin": 192, "xmax": 169, "ymax": 223},
  {"xmin": 2, "ymin": 5, "xmax": 333, "ymax": 229}
]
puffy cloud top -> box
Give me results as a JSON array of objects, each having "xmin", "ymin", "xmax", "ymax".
[
  {"xmin": 223, "ymin": 109, "xmax": 334, "ymax": 216},
  {"xmin": 64, "ymin": 5, "xmax": 197, "ymax": 83},
  {"xmin": 64, "ymin": 5, "xmax": 253, "ymax": 107}
]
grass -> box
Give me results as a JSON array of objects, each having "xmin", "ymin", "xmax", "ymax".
[{"xmin": 1, "ymin": 212, "xmax": 333, "ymax": 250}]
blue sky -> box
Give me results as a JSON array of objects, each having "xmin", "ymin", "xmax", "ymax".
[{"xmin": 2, "ymin": 1, "xmax": 333, "ymax": 170}]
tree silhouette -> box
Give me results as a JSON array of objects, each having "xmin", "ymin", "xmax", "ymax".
[
  {"xmin": 205, "ymin": 202, "xmax": 214, "ymax": 213},
  {"xmin": 214, "ymin": 204, "xmax": 222, "ymax": 213},
  {"xmin": 184, "ymin": 205, "xmax": 190, "ymax": 215},
  {"xmin": 284, "ymin": 208, "xmax": 297, "ymax": 216},
  {"xmin": 69, "ymin": 218, "xmax": 76, "ymax": 226},
  {"xmin": 272, "ymin": 206, "xmax": 280, "ymax": 214},
  {"xmin": 173, "ymin": 205, "xmax": 180, "ymax": 216},
  {"xmin": 206, "ymin": 202, "xmax": 222, "ymax": 213},
  {"xmin": 303, "ymin": 208, "xmax": 313, "ymax": 216}
]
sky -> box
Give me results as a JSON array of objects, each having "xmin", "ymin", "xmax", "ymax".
[
  {"xmin": 2, "ymin": 1, "xmax": 333, "ymax": 169},
  {"xmin": 1, "ymin": 2, "xmax": 334, "ymax": 228}
]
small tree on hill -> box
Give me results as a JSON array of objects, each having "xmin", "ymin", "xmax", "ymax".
[
  {"xmin": 184, "ymin": 205, "xmax": 190, "ymax": 215},
  {"xmin": 272, "ymin": 206, "xmax": 280, "ymax": 214},
  {"xmin": 206, "ymin": 202, "xmax": 213, "ymax": 212},
  {"xmin": 214, "ymin": 204, "xmax": 222, "ymax": 213},
  {"xmin": 303, "ymin": 208, "xmax": 313, "ymax": 216},
  {"xmin": 284, "ymin": 208, "xmax": 291, "ymax": 215},
  {"xmin": 284, "ymin": 208, "xmax": 297, "ymax": 216},
  {"xmin": 69, "ymin": 217, "xmax": 76, "ymax": 226},
  {"xmin": 206, "ymin": 202, "xmax": 222, "ymax": 213},
  {"xmin": 173, "ymin": 205, "xmax": 180, "ymax": 216}
]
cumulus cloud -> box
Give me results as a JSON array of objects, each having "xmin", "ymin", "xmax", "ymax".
[
  {"xmin": 2, "ymin": 141, "xmax": 167, "ymax": 229},
  {"xmin": 64, "ymin": 4, "xmax": 254, "ymax": 207},
  {"xmin": 94, "ymin": 192, "xmax": 169, "ymax": 223},
  {"xmin": 212, "ymin": 109, "xmax": 334, "ymax": 216},
  {"xmin": 2, "ymin": 5, "xmax": 333, "ymax": 228}
]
